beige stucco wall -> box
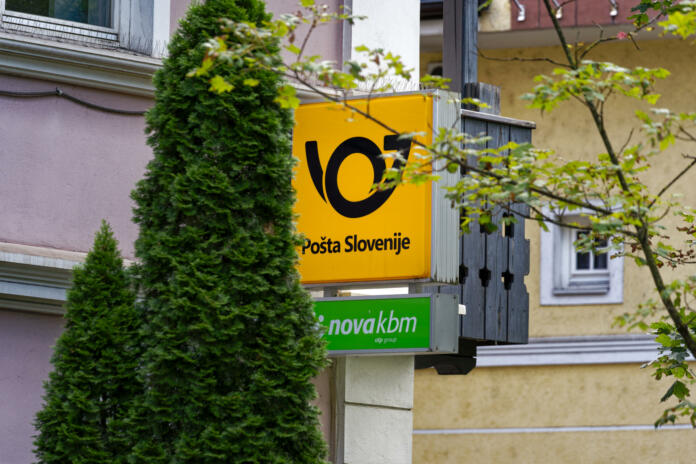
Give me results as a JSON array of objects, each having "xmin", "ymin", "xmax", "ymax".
[
  {"xmin": 414, "ymin": 363, "xmax": 696, "ymax": 463},
  {"xmin": 413, "ymin": 429, "xmax": 695, "ymax": 464},
  {"xmin": 415, "ymin": 364, "xmax": 677, "ymax": 429}
]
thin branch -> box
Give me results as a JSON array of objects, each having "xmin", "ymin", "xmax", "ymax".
[
  {"xmin": 542, "ymin": 0, "xmax": 576, "ymax": 68},
  {"xmin": 618, "ymin": 128, "xmax": 636, "ymax": 154},
  {"xmin": 434, "ymin": 150, "xmax": 616, "ymax": 216},
  {"xmin": 649, "ymin": 205, "xmax": 672, "ymax": 225},
  {"xmin": 293, "ymin": 69, "xmax": 614, "ymax": 221},
  {"xmin": 291, "ymin": 71, "xmax": 406, "ymax": 138},
  {"xmin": 659, "ymin": 255, "xmax": 696, "ymax": 266},
  {"xmin": 522, "ymin": 204, "xmax": 637, "ymax": 237},
  {"xmin": 648, "ymin": 156, "xmax": 696, "ymax": 209},
  {"xmin": 679, "ymin": 126, "xmax": 696, "ymax": 143},
  {"xmin": 478, "ymin": 50, "xmax": 570, "ymax": 69},
  {"xmin": 577, "ymin": 7, "xmax": 668, "ymax": 60},
  {"xmin": 628, "ymin": 32, "xmax": 641, "ymax": 51},
  {"xmin": 296, "ymin": 16, "xmax": 317, "ymax": 61}
]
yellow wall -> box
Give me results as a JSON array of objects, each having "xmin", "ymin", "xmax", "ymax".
[
  {"xmin": 414, "ymin": 364, "xmax": 696, "ymax": 463},
  {"xmin": 422, "ymin": 38, "xmax": 696, "ymax": 336},
  {"xmin": 416, "ymin": 364, "xmax": 676, "ymax": 429},
  {"xmin": 414, "ymin": 37, "xmax": 696, "ymax": 462},
  {"xmin": 414, "ymin": 429, "xmax": 695, "ymax": 464}
]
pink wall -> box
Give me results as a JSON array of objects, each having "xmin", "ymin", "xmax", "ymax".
[
  {"xmin": 0, "ymin": 309, "xmax": 64, "ymax": 464},
  {"xmin": 170, "ymin": 0, "xmax": 193, "ymax": 35},
  {"xmin": 267, "ymin": 0, "xmax": 344, "ymax": 65},
  {"xmin": 0, "ymin": 75, "xmax": 152, "ymax": 258},
  {"xmin": 170, "ymin": 0, "xmax": 345, "ymax": 66},
  {"xmin": 172, "ymin": 0, "xmax": 344, "ymax": 64},
  {"xmin": 0, "ymin": 4, "xmax": 344, "ymax": 462}
]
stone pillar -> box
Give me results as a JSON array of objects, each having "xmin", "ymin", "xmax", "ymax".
[{"xmin": 333, "ymin": 356, "xmax": 414, "ymax": 464}]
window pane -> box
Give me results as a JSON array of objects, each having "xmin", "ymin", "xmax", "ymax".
[
  {"xmin": 6, "ymin": 0, "xmax": 112, "ymax": 28},
  {"xmin": 6, "ymin": 0, "xmax": 49, "ymax": 16},
  {"xmin": 594, "ymin": 252, "xmax": 608, "ymax": 270},
  {"xmin": 576, "ymin": 251, "xmax": 590, "ymax": 270}
]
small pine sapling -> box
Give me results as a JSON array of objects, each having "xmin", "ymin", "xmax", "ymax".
[{"xmin": 34, "ymin": 221, "xmax": 139, "ymax": 464}]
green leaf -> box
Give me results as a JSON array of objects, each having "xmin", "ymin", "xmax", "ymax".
[
  {"xmin": 661, "ymin": 382, "xmax": 676, "ymax": 402},
  {"xmin": 187, "ymin": 56, "xmax": 213, "ymax": 77},
  {"xmin": 208, "ymin": 75, "xmax": 234, "ymax": 93},
  {"xmin": 243, "ymin": 78, "xmax": 260, "ymax": 87},
  {"xmin": 274, "ymin": 84, "xmax": 300, "ymax": 109},
  {"xmin": 655, "ymin": 333, "xmax": 675, "ymax": 347},
  {"xmin": 673, "ymin": 380, "xmax": 690, "ymax": 400},
  {"xmin": 286, "ymin": 44, "xmax": 301, "ymax": 55}
]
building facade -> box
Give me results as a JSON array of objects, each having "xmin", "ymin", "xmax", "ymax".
[
  {"xmin": 0, "ymin": 1, "xmax": 419, "ymax": 462},
  {"xmin": 415, "ymin": 1, "xmax": 696, "ymax": 462},
  {"xmin": 5, "ymin": 1, "xmax": 691, "ymax": 463}
]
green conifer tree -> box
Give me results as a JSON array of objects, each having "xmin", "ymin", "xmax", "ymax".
[
  {"xmin": 128, "ymin": 1, "xmax": 327, "ymax": 462},
  {"xmin": 34, "ymin": 221, "xmax": 139, "ymax": 464}
]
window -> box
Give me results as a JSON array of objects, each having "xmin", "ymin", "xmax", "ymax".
[
  {"xmin": 0, "ymin": 0, "xmax": 118, "ymax": 45},
  {"xmin": 540, "ymin": 213, "xmax": 623, "ymax": 306},
  {"xmin": 0, "ymin": 1, "xmax": 170, "ymax": 57},
  {"xmin": 6, "ymin": 0, "xmax": 112, "ymax": 27},
  {"xmin": 574, "ymin": 232, "xmax": 608, "ymax": 272}
]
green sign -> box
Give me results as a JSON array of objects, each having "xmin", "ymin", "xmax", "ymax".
[{"xmin": 314, "ymin": 295, "xmax": 433, "ymax": 354}]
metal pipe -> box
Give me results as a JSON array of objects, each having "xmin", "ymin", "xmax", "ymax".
[
  {"xmin": 512, "ymin": 0, "xmax": 526, "ymax": 22},
  {"xmin": 552, "ymin": 0, "xmax": 563, "ymax": 19}
]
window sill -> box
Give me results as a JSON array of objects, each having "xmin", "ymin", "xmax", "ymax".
[
  {"xmin": 552, "ymin": 285, "xmax": 610, "ymax": 296},
  {"xmin": 2, "ymin": 10, "xmax": 118, "ymax": 44},
  {"xmin": 0, "ymin": 32, "xmax": 160, "ymax": 96}
]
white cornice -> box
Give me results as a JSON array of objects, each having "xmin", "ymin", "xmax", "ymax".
[
  {"xmin": 477, "ymin": 334, "xmax": 694, "ymax": 367},
  {"xmin": 0, "ymin": 252, "xmax": 76, "ymax": 315},
  {"xmin": 0, "ymin": 34, "xmax": 346, "ymax": 101},
  {"xmin": 0, "ymin": 32, "xmax": 160, "ymax": 96},
  {"xmin": 0, "ymin": 244, "xmax": 141, "ymax": 316},
  {"xmin": 421, "ymin": 19, "xmax": 667, "ymax": 54}
]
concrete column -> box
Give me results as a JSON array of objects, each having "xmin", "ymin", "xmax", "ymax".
[{"xmin": 334, "ymin": 356, "xmax": 414, "ymax": 464}]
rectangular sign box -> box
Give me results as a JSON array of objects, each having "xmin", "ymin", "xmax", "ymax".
[
  {"xmin": 313, "ymin": 293, "xmax": 459, "ymax": 356},
  {"xmin": 293, "ymin": 91, "xmax": 460, "ymax": 285}
]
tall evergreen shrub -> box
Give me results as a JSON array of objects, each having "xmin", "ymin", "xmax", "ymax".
[
  {"xmin": 34, "ymin": 221, "xmax": 139, "ymax": 464},
  {"xmin": 128, "ymin": 1, "xmax": 327, "ymax": 462}
]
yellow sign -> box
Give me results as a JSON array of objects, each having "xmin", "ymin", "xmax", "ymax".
[{"xmin": 293, "ymin": 94, "xmax": 435, "ymax": 284}]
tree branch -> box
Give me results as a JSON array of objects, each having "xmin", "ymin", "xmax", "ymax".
[
  {"xmin": 542, "ymin": 0, "xmax": 696, "ymax": 359},
  {"xmin": 648, "ymin": 156, "xmax": 696, "ymax": 209},
  {"xmin": 478, "ymin": 50, "xmax": 570, "ymax": 69}
]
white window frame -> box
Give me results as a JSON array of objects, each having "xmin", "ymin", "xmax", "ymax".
[
  {"xmin": 540, "ymin": 212, "xmax": 623, "ymax": 306},
  {"xmin": 0, "ymin": 0, "xmax": 120, "ymax": 45},
  {"xmin": 0, "ymin": 1, "xmax": 170, "ymax": 57}
]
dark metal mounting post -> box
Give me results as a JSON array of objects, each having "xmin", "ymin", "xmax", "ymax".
[
  {"xmin": 415, "ymin": 1, "xmax": 531, "ymax": 375},
  {"xmin": 443, "ymin": 0, "xmax": 478, "ymax": 93}
]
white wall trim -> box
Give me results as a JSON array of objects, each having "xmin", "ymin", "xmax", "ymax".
[
  {"xmin": 414, "ymin": 423, "xmax": 693, "ymax": 435},
  {"xmin": 0, "ymin": 251, "xmax": 77, "ymax": 315},
  {"xmin": 0, "ymin": 33, "xmax": 350, "ymax": 100},
  {"xmin": 152, "ymin": 0, "xmax": 171, "ymax": 58},
  {"xmin": 476, "ymin": 335, "xmax": 694, "ymax": 367},
  {"xmin": 0, "ymin": 32, "xmax": 160, "ymax": 96},
  {"xmin": 0, "ymin": 242, "xmax": 88, "ymax": 262},
  {"xmin": 420, "ymin": 19, "xmax": 666, "ymax": 53}
]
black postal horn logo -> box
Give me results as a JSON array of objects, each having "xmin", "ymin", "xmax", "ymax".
[{"xmin": 305, "ymin": 135, "xmax": 412, "ymax": 218}]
